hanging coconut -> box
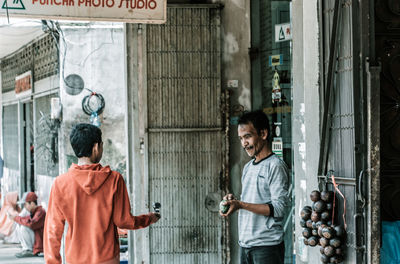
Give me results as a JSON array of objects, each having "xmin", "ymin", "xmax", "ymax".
[
  {"xmin": 312, "ymin": 228, "xmax": 318, "ymax": 237},
  {"xmin": 333, "ymin": 225, "xmax": 345, "ymax": 238},
  {"xmin": 313, "ymin": 200, "xmax": 327, "ymax": 213},
  {"xmin": 316, "ymin": 221, "xmax": 326, "ymax": 229},
  {"xmin": 308, "ymin": 236, "xmax": 319, "ymax": 247},
  {"xmin": 324, "ymin": 245, "xmax": 335, "ymax": 257},
  {"xmin": 302, "ymin": 228, "xmax": 312, "ymax": 238},
  {"xmin": 322, "ymin": 226, "xmax": 336, "ymax": 239},
  {"xmin": 318, "ymin": 225, "xmax": 327, "ymax": 237},
  {"xmin": 330, "ymin": 238, "xmax": 342, "ymax": 248},
  {"xmin": 306, "ymin": 219, "xmax": 313, "ymax": 229},
  {"xmin": 320, "ymin": 246, "xmax": 325, "ymax": 255},
  {"xmin": 311, "ymin": 211, "xmax": 320, "ymax": 222},
  {"xmin": 312, "ymin": 221, "xmax": 318, "ymax": 229},
  {"xmin": 310, "ymin": 190, "xmax": 321, "ymax": 202},
  {"xmin": 321, "ymin": 254, "xmax": 330, "ymax": 263},
  {"xmin": 319, "ymin": 237, "xmax": 329, "ymax": 248},
  {"xmin": 321, "ymin": 190, "xmax": 334, "ymax": 202},
  {"xmin": 330, "ymin": 254, "xmax": 344, "ymax": 264},
  {"xmin": 301, "ymin": 207, "xmax": 312, "ymax": 220},
  {"xmin": 321, "ymin": 211, "xmax": 331, "ymax": 222}
]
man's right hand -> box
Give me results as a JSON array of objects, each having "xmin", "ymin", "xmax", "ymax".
[
  {"xmin": 223, "ymin": 193, "xmax": 236, "ymax": 201},
  {"xmin": 149, "ymin": 213, "xmax": 161, "ymax": 224}
]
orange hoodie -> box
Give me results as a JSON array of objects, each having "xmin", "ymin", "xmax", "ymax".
[{"xmin": 44, "ymin": 164, "xmax": 152, "ymax": 264}]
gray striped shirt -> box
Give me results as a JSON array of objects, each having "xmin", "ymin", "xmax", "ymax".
[{"xmin": 238, "ymin": 154, "xmax": 289, "ymax": 248}]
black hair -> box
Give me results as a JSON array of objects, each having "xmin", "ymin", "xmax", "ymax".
[
  {"xmin": 238, "ymin": 110, "xmax": 271, "ymax": 142},
  {"xmin": 31, "ymin": 200, "xmax": 37, "ymax": 205},
  {"xmin": 70, "ymin": 123, "xmax": 102, "ymax": 158}
]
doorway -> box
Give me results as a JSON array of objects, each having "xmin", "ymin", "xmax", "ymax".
[{"xmin": 22, "ymin": 101, "xmax": 34, "ymax": 193}]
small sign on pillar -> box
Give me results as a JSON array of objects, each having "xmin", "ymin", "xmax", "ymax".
[
  {"xmin": 272, "ymin": 138, "xmax": 283, "ymax": 158},
  {"xmin": 275, "ymin": 23, "xmax": 292, "ymax": 42}
]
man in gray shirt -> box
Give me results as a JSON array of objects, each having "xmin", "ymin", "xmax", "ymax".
[{"xmin": 221, "ymin": 110, "xmax": 289, "ymax": 264}]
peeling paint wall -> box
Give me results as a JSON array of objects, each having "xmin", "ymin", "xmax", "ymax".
[
  {"xmin": 292, "ymin": 0, "xmax": 321, "ymax": 263},
  {"xmin": 58, "ymin": 23, "xmax": 127, "ymax": 179}
]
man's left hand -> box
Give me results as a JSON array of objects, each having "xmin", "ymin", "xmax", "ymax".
[{"xmin": 220, "ymin": 199, "xmax": 242, "ymax": 217}]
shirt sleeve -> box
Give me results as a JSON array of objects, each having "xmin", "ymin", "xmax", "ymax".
[
  {"xmin": 267, "ymin": 160, "xmax": 289, "ymax": 218},
  {"xmin": 112, "ymin": 174, "xmax": 152, "ymax": 230},
  {"xmin": 44, "ymin": 180, "xmax": 65, "ymax": 264},
  {"xmin": 14, "ymin": 209, "xmax": 45, "ymax": 230}
]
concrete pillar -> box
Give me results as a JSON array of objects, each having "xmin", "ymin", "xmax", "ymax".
[{"xmin": 292, "ymin": 0, "xmax": 321, "ymax": 263}]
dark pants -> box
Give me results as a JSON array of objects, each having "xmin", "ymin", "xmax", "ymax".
[{"xmin": 240, "ymin": 242, "xmax": 285, "ymax": 264}]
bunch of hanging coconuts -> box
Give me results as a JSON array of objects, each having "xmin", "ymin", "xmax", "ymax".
[{"xmin": 300, "ymin": 190, "xmax": 345, "ymax": 263}]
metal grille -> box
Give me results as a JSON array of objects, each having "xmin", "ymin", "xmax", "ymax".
[
  {"xmin": 2, "ymin": 104, "xmax": 19, "ymax": 170},
  {"xmin": 34, "ymin": 94, "xmax": 59, "ymax": 177},
  {"xmin": 149, "ymin": 132, "xmax": 221, "ymax": 261},
  {"xmin": 321, "ymin": 0, "xmax": 363, "ymax": 262},
  {"xmin": 147, "ymin": 6, "xmax": 223, "ymax": 263},
  {"xmin": 34, "ymin": 34, "xmax": 59, "ymax": 81},
  {"xmin": 1, "ymin": 33, "xmax": 59, "ymax": 93}
]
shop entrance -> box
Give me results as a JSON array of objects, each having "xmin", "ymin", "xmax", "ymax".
[{"xmin": 251, "ymin": 1, "xmax": 294, "ymax": 263}]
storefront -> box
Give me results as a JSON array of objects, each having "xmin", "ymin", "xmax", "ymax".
[{"xmin": 1, "ymin": 33, "xmax": 60, "ymax": 204}]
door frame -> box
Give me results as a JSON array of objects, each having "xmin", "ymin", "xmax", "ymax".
[{"xmin": 125, "ymin": 5, "xmax": 227, "ymax": 263}]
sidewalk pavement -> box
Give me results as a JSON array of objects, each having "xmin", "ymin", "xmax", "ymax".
[{"xmin": 0, "ymin": 242, "xmax": 44, "ymax": 264}]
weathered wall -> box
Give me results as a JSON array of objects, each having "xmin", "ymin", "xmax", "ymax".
[
  {"xmin": 58, "ymin": 23, "xmax": 127, "ymax": 178},
  {"xmin": 292, "ymin": 0, "xmax": 321, "ymax": 263},
  {"xmin": 218, "ymin": 1, "xmax": 252, "ymax": 263}
]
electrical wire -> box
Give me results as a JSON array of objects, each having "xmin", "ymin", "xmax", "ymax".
[{"xmin": 81, "ymin": 92, "xmax": 105, "ymax": 116}]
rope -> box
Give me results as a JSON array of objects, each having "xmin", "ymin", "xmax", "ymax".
[{"xmin": 331, "ymin": 173, "xmax": 347, "ymax": 230}]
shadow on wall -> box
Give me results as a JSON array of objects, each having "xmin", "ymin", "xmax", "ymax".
[{"xmin": 102, "ymin": 138, "xmax": 126, "ymax": 177}]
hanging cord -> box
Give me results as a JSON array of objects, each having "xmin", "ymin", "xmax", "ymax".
[
  {"xmin": 82, "ymin": 91, "xmax": 105, "ymax": 116},
  {"xmin": 5, "ymin": 0, "xmax": 9, "ymax": 23},
  {"xmin": 330, "ymin": 171, "xmax": 347, "ymax": 230}
]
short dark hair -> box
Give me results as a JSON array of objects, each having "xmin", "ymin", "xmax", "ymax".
[
  {"xmin": 238, "ymin": 110, "xmax": 271, "ymax": 141},
  {"xmin": 70, "ymin": 123, "xmax": 102, "ymax": 158}
]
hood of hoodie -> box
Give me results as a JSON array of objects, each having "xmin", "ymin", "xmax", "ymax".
[{"xmin": 69, "ymin": 163, "xmax": 112, "ymax": 195}]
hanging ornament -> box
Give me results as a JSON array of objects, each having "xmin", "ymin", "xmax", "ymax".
[{"xmin": 272, "ymin": 70, "xmax": 282, "ymax": 103}]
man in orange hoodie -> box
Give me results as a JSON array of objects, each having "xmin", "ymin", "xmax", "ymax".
[{"xmin": 44, "ymin": 123, "xmax": 160, "ymax": 264}]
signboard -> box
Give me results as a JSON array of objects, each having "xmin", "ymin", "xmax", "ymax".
[
  {"xmin": 15, "ymin": 71, "xmax": 32, "ymax": 98},
  {"xmin": 1, "ymin": 0, "xmax": 166, "ymax": 23},
  {"xmin": 275, "ymin": 23, "xmax": 292, "ymax": 42},
  {"xmin": 269, "ymin": 54, "xmax": 283, "ymax": 67},
  {"xmin": 263, "ymin": 105, "xmax": 292, "ymax": 115},
  {"xmin": 272, "ymin": 138, "xmax": 283, "ymax": 158}
]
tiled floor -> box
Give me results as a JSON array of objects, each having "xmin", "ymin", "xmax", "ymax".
[{"xmin": 0, "ymin": 242, "xmax": 44, "ymax": 264}]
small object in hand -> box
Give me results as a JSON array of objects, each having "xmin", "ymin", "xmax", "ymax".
[
  {"xmin": 219, "ymin": 200, "xmax": 230, "ymax": 214},
  {"xmin": 153, "ymin": 202, "xmax": 161, "ymax": 213}
]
